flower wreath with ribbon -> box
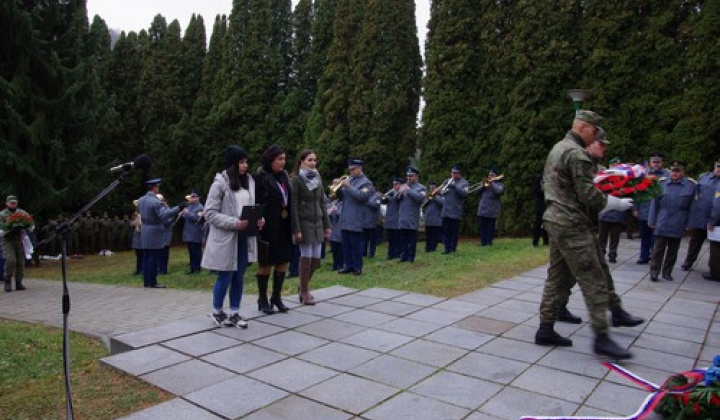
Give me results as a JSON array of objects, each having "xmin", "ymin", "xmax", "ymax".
[
  {"xmin": 593, "ymin": 164, "xmax": 662, "ymax": 204},
  {"xmin": 520, "ymin": 358, "xmax": 720, "ymax": 420}
]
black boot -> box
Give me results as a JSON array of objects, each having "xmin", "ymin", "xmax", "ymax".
[
  {"xmin": 557, "ymin": 306, "xmax": 582, "ymax": 324},
  {"xmin": 611, "ymin": 309, "xmax": 644, "ymax": 328},
  {"xmin": 4, "ymin": 278, "xmax": 11, "ymax": 292},
  {"xmin": 15, "ymin": 280, "xmax": 26, "ymax": 291},
  {"xmin": 594, "ymin": 334, "xmax": 632, "ymax": 360},
  {"xmin": 257, "ymin": 274, "xmax": 275, "ymax": 314},
  {"xmin": 270, "ymin": 271, "xmax": 289, "ymax": 313},
  {"xmin": 534, "ymin": 322, "xmax": 572, "ymax": 347}
]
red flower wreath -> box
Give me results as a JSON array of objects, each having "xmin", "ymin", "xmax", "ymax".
[{"xmin": 593, "ymin": 164, "xmax": 662, "ymax": 204}]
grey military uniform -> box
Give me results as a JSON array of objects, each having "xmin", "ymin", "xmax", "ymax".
[
  {"xmin": 440, "ymin": 178, "xmax": 469, "ymax": 220},
  {"xmin": 397, "ymin": 183, "xmax": 426, "ymax": 230},
  {"xmin": 339, "ymin": 174, "xmax": 374, "ymax": 232},
  {"xmin": 138, "ymin": 192, "xmax": 180, "ymax": 250}
]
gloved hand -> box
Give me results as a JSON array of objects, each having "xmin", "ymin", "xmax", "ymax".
[{"xmin": 602, "ymin": 195, "xmax": 633, "ymax": 213}]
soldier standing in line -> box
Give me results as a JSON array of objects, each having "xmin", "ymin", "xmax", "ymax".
[
  {"xmin": 138, "ymin": 179, "xmax": 182, "ymax": 288},
  {"xmin": 648, "ymin": 160, "xmax": 696, "ymax": 282},
  {"xmin": 423, "ymin": 181, "xmax": 444, "ymax": 252},
  {"xmin": 381, "ymin": 178, "xmax": 403, "ymax": 259},
  {"xmin": 681, "ymin": 158, "xmax": 720, "ymax": 272},
  {"xmin": 396, "ymin": 166, "xmax": 426, "ymax": 263},
  {"xmin": 535, "ymin": 110, "xmax": 635, "ymax": 360},
  {"xmin": 598, "ymin": 157, "xmax": 626, "ymax": 263},
  {"xmin": 633, "ymin": 151, "xmax": 669, "ymax": 264},
  {"xmin": 440, "ymin": 165, "xmax": 468, "ymax": 254},
  {"xmin": 476, "ymin": 168, "xmax": 504, "ymax": 246},
  {"xmin": 338, "ymin": 159, "xmax": 374, "ymax": 275},
  {"xmin": 181, "ymin": 191, "xmax": 205, "ymax": 274},
  {"xmin": 363, "ymin": 189, "xmax": 382, "ymax": 258}
]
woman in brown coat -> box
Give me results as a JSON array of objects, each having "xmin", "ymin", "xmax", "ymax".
[
  {"xmin": 254, "ymin": 144, "xmax": 293, "ymax": 314},
  {"xmin": 290, "ymin": 150, "xmax": 330, "ymax": 305}
]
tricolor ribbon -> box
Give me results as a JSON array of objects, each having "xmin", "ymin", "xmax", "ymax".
[{"xmin": 519, "ymin": 363, "xmax": 706, "ymax": 420}]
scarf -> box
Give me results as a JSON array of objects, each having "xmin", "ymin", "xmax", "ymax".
[{"xmin": 299, "ymin": 168, "xmax": 319, "ymax": 191}]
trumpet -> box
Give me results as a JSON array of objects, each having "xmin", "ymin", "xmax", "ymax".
[
  {"xmin": 428, "ymin": 178, "xmax": 452, "ymax": 200},
  {"xmin": 328, "ymin": 175, "xmax": 350, "ymax": 199},
  {"xmin": 468, "ymin": 174, "xmax": 503, "ymax": 194}
]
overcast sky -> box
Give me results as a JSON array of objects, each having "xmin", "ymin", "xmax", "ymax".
[{"xmin": 87, "ymin": 0, "xmax": 431, "ymax": 52}]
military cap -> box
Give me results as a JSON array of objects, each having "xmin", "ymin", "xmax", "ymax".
[
  {"xmin": 649, "ymin": 151, "xmax": 665, "ymax": 159},
  {"xmin": 406, "ymin": 166, "xmax": 419, "ymax": 175},
  {"xmin": 669, "ymin": 159, "xmax": 686, "ymax": 170},
  {"xmin": 596, "ymin": 127, "xmax": 610, "ymax": 144},
  {"xmin": 224, "ymin": 145, "xmax": 248, "ymax": 168},
  {"xmin": 348, "ymin": 158, "xmax": 364, "ymax": 169},
  {"xmin": 6, "ymin": 195, "xmax": 18, "ymax": 203},
  {"xmin": 190, "ymin": 190, "xmax": 200, "ymax": 198},
  {"xmin": 574, "ymin": 110, "xmax": 603, "ymax": 127},
  {"xmin": 145, "ymin": 178, "xmax": 161, "ymax": 187},
  {"xmin": 451, "ymin": 164, "xmax": 462, "ymax": 173},
  {"xmin": 609, "ymin": 157, "xmax": 621, "ymax": 164},
  {"xmin": 392, "ymin": 177, "xmax": 403, "ymax": 184}
]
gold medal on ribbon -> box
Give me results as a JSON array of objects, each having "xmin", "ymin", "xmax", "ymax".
[{"xmin": 281, "ymin": 209, "xmax": 288, "ymax": 219}]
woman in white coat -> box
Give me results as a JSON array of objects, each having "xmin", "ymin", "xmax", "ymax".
[{"xmin": 202, "ymin": 145, "xmax": 263, "ymax": 328}]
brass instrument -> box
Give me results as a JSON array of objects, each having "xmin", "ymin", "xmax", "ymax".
[
  {"xmin": 132, "ymin": 200, "xmax": 141, "ymax": 232},
  {"xmin": 468, "ymin": 174, "xmax": 503, "ymax": 194},
  {"xmin": 328, "ymin": 175, "xmax": 349, "ymax": 199},
  {"xmin": 427, "ymin": 178, "xmax": 452, "ymax": 200}
]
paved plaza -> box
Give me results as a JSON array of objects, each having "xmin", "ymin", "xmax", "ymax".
[{"xmin": 1, "ymin": 238, "xmax": 718, "ymax": 420}]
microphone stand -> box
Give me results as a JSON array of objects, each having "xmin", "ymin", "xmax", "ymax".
[{"xmin": 54, "ymin": 170, "xmax": 131, "ymax": 420}]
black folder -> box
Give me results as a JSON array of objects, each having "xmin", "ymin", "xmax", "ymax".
[{"xmin": 240, "ymin": 204, "xmax": 265, "ymax": 236}]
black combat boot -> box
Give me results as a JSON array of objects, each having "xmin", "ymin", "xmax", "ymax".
[
  {"xmin": 611, "ymin": 309, "xmax": 644, "ymax": 328},
  {"xmin": 534, "ymin": 322, "xmax": 572, "ymax": 347},
  {"xmin": 270, "ymin": 271, "xmax": 289, "ymax": 313},
  {"xmin": 557, "ymin": 306, "xmax": 582, "ymax": 324},
  {"xmin": 257, "ymin": 274, "xmax": 275, "ymax": 314},
  {"xmin": 594, "ymin": 334, "xmax": 632, "ymax": 360}
]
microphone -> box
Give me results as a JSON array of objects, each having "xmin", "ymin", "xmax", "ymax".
[{"xmin": 109, "ymin": 154, "xmax": 151, "ymax": 173}]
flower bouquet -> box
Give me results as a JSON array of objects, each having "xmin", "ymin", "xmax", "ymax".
[
  {"xmin": 654, "ymin": 356, "xmax": 720, "ymax": 420},
  {"xmin": 593, "ymin": 164, "xmax": 662, "ymax": 204},
  {"xmin": 3, "ymin": 211, "xmax": 34, "ymax": 230}
]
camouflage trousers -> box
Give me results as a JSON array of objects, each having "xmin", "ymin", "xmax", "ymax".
[
  {"xmin": 539, "ymin": 221, "xmax": 611, "ymax": 334},
  {"xmin": 3, "ymin": 239, "xmax": 24, "ymax": 283}
]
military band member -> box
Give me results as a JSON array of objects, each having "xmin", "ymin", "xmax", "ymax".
[
  {"xmin": 634, "ymin": 151, "xmax": 669, "ymax": 264},
  {"xmin": 182, "ymin": 191, "xmax": 205, "ymax": 274},
  {"xmin": 397, "ymin": 166, "xmax": 426, "ymax": 263},
  {"xmin": 476, "ymin": 168, "xmax": 504, "ymax": 246},
  {"xmin": 648, "ymin": 160, "xmax": 696, "ymax": 281},
  {"xmin": 423, "ymin": 181, "xmax": 444, "ymax": 252},
  {"xmin": 363, "ymin": 189, "xmax": 382, "ymax": 258},
  {"xmin": 441, "ymin": 165, "xmax": 469, "ymax": 253},
  {"xmin": 130, "ymin": 200, "xmax": 143, "ymax": 275},
  {"xmin": 339, "ymin": 159, "xmax": 374, "ymax": 275},
  {"xmin": 138, "ymin": 178, "xmax": 182, "ymax": 288},
  {"xmin": 382, "ymin": 178, "xmax": 403, "ymax": 259},
  {"xmin": 681, "ymin": 158, "xmax": 720, "ymax": 272}
]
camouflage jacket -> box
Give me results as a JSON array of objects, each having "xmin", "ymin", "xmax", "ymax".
[{"xmin": 542, "ymin": 131, "xmax": 607, "ymax": 227}]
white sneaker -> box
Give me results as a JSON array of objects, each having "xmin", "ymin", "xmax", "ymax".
[{"xmin": 211, "ymin": 311, "xmax": 227, "ymax": 326}]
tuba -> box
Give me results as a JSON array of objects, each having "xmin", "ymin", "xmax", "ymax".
[{"xmin": 328, "ymin": 175, "xmax": 349, "ymax": 199}]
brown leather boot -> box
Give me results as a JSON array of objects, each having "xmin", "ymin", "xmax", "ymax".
[{"xmin": 298, "ymin": 257, "xmax": 315, "ymax": 305}]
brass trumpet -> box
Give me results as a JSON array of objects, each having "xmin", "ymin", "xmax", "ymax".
[
  {"xmin": 468, "ymin": 174, "xmax": 503, "ymax": 194},
  {"xmin": 328, "ymin": 175, "xmax": 349, "ymax": 199},
  {"xmin": 427, "ymin": 178, "xmax": 452, "ymax": 200}
]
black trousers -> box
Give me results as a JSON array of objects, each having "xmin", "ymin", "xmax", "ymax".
[
  {"xmin": 682, "ymin": 228, "xmax": 707, "ymax": 268},
  {"xmin": 650, "ymin": 235, "xmax": 681, "ymax": 277},
  {"xmin": 598, "ymin": 221, "xmax": 624, "ymax": 259}
]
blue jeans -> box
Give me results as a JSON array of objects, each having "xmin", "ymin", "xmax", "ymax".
[{"xmin": 212, "ymin": 237, "xmax": 249, "ymax": 311}]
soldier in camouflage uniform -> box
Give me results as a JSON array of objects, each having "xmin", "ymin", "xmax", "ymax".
[{"xmin": 536, "ymin": 111, "xmax": 635, "ymax": 360}]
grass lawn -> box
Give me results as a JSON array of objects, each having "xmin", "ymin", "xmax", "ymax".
[
  {"xmin": 0, "ymin": 319, "xmax": 172, "ymax": 420},
  {"xmin": 5, "ymin": 236, "xmax": 548, "ymax": 419},
  {"xmin": 27, "ymin": 237, "xmax": 549, "ymax": 298}
]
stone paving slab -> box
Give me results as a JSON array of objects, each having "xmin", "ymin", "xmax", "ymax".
[{"xmin": 3, "ymin": 238, "xmax": 718, "ymax": 420}]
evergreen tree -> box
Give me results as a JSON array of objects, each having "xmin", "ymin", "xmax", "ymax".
[
  {"xmin": 306, "ymin": 0, "xmax": 366, "ymax": 179},
  {"xmin": 348, "ymin": 0, "xmax": 422, "ymax": 186}
]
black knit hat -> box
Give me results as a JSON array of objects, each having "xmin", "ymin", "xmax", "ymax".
[{"xmin": 224, "ymin": 145, "xmax": 248, "ymax": 168}]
